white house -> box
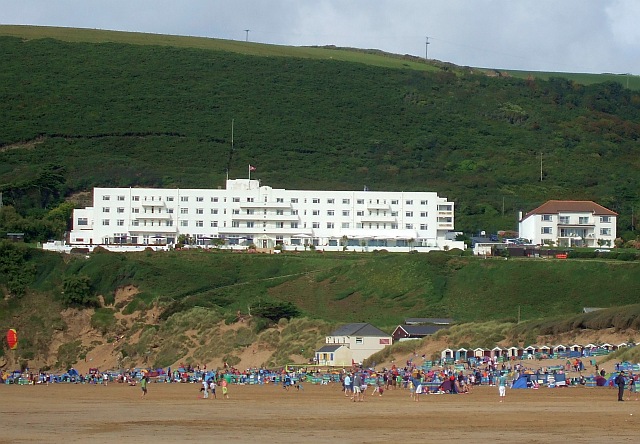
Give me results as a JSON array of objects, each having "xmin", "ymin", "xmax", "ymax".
[
  {"xmin": 67, "ymin": 179, "xmax": 464, "ymax": 252},
  {"xmin": 518, "ymin": 200, "xmax": 617, "ymax": 248},
  {"xmin": 319, "ymin": 323, "xmax": 392, "ymax": 365}
]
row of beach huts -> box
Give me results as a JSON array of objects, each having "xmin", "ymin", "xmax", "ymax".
[{"xmin": 441, "ymin": 342, "xmax": 634, "ymax": 362}]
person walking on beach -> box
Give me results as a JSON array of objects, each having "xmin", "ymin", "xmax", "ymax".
[
  {"xmin": 221, "ymin": 377, "xmax": 230, "ymax": 399},
  {"xmin": 140, "ymin": 375, "xmax": 148, "ymax": 399},
  {"xmin": 202, "ymin": 378, "xmax": 209, "ymax": 399},
  {"xmin": 615, "ymin": 371, "xmax": 626, "ymax": 401},
  {"xmin": 498, "ymin": 372, "xmax": 507, "ymax": 402},
  {"xmin": 209, "ymin": 379, "xmax": 217, "ymax": 399}
]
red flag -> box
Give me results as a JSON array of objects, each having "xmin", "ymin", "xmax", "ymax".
[{"xmin": 249, "ymin": 165, "xmax": 256, "ymax": 171}]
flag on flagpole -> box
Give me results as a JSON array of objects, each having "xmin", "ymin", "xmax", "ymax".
[{"xmin": 249, "ymin": 165, "xmax": 256, "ymax": 171}]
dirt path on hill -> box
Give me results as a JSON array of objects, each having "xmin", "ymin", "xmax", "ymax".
[{"xmin": 0, "ymin": 382, "xmax": 637, "ymax": 443}]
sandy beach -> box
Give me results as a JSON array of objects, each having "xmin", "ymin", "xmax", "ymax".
[{"xmin": 0, "ymin": 381, "xmax": 637, "ymax": 443}]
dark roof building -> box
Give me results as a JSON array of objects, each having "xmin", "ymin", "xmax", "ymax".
[
  {"xmin": 330, "ymin": 323, "xmax": 389, "ymax": 337},
  {"xmin": 393, "ymin": 324, "xmax": 447, "ymax": 341},
  {"xmin": 404, "ymin": 318, "xmax": 453, "ymax": 326}
]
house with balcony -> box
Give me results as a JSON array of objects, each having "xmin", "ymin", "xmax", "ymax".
[
  {"xmin": 518, "ymin": 200, "xmax": 617, "ymax": 248},
  {"xmin": 315, "ymin": 323, "xmax": 392, "ymax": 366}
]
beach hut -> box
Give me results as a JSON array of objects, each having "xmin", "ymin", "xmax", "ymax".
[
  {"xmin": 455, "ymin": 348, "xmax": 469, "ymax": 361},
  {"xmin": 569, "ymin": 344, "xmax": 583, "ymax": 353},
  {"xmin": 441, "ymin": 348, "xmax": 454, "ymax": 361},
  {"xmin": 524, "ymin": 345, "xmax": 538, "ymax": 359},
  {"xmin": 491, "ymin": 346, "xmax": 506, "ymax": 359},
  {"xmin": 601, "ymin": 343, "xmax": 614, "ymax": 351},
  {"xmin": 539, "ymin": 345, "xmax": 551, "ymax": 357},
  {"xmin": 473, "ymin": 347, "xmax": 486, "ymax": 359},
  {"xmin": 553, "ymin": 344, "xmax": 567, "ymax": 355},
  {"xmin": 507, "ymin": 346, "xmax": 523, "ymax": 359},
  {"xmin": 617, "ymin": 342, "xmax": 630, "ymax": 349}
]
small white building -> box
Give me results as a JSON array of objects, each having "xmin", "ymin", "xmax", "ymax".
[
  {"xmin": 320, "ymin": 323, "xmax": 392, "ymax": 365},
  {"xmin": 518, "ymin": 200, "xmax": 617, "ymax": 248}
]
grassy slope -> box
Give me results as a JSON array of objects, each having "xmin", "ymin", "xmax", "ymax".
[{"xmin": 1, "ymin": 26, "xmax": 640, "ymax": 236}]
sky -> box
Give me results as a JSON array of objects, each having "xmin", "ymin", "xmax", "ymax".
[{"xmin": 2, "ymin": 0, "xmax": 639, "ymax": 75}]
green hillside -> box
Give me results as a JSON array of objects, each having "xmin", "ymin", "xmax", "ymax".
[
  {"xmin": 2, "ymin": 243, "xmax": 640, "ymax": 367},
  {"xmin": 1, "ymin": 26, "xmax": 640, "ymax": 241}
]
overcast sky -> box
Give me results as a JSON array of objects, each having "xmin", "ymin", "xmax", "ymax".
[{"xmin": 3, "ymin": 0, "xmax": 639, "ymax": 75}]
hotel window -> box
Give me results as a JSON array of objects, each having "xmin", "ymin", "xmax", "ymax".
[
  {"xmin": 77, "ymin": 217, "xmax": 88, "ymax": 226},
  {"xmin": 312, "ymin": 222, "xmax": 320, "ymax": 228},
  {"xmin": 181, "ymin": 196, "xmax": 188, "ymax": 202},
  {"xmin": 211, "ymin": 197, "xmax": 218, "ymax": 203},
  {"xmin": 102, "ymin": 207, "xmax": 110, "ymax": 213},
  {"xmin": 247, "ymin": 197, "xmax": 254, "ymax": 202},
  {"xmin": 600, "ymin": 228, "xmax": 611, "ymax": 236},
  {"xmin": 405, "ymin": 224, "xmax": 413, "ymax": 229},
  {"xmin": 246, "ymin": 222, "xmax": 254, "ymax": 228},
  {"xmin": 405, "ymin": 200, "xmax": 413, "ymax": 205},
  {"xmin": 355, "ymin": 337, "xmax": 363, "ymax": 344},
  {"xmin": 166, "ymin": 220, "xmax": 173, "ymax": 226},
  {"xmin": 542, "ymin": 215, "xmax": 552, "ymax": 221},
  {"xmin": 600, "ymin": 216, "xmax": 611, "ymax": 223},
  {"xmin": 167, "ymin": 196, "xmax": 174, "ymax": 202},
  {"xmin": 276, "ymin": 222, "xmax": 284, "ymax": 228},
  {"xmin": 420, "ymin": 200, "xmax": 428, "ymax": 205},
  {"xmin": 438, "ymin": 204, "xmax": 452, "ymax": 211},
  {"xmin": 211, "ymin": 221, "xmax": 218, "ymax": 227},
  {"xmin": 117, "ymin": 195, "xmax": 125, "ymax": 201},
  {"xmin": 357, "ymin": 199, "xmax": 364, "ymax": 205},
  {"xmin": 342, "ymin": 210, "xmax": 350, "ymax": 216},
  {"xmin": 196, "ymin": 221, "xmax": 203, "ymax": 227},
  {"xmin": 391, "ymin": 223, "xmax": 398, "ymax": 229},
  {"xmin": 233, "ymin": 197, "xmax": 240, "ymax": 202},
  {"xmin": 211, "ymin": 209, "xmax": 218, "ymax": 214},
  {"xmin": 420, "ymin": 224, "xmax": 428, "ymax": 230},
  {"xmin": 102, "ymin": 195, "xmax": 110, "ymax": 201},
  {"xmin": 391, "ymin": 200, "xmax": 398, "ymax": 205},
  {"xmin": 313, "ymin": 210, "xmax": 320, "ymax": 216},
  {"xmin": 167, "ymin": 208, "xmax": 174, "ymax": 214},
  {"xmin": 117, "ymin": 220, "xmax": 124, "ymax": 226},
  {"xmin": 342, "ymin": 199, "xmax": 350, "ymax": 204},
  {"xmin": 232, "ymin": 209, "xmax": 240, "ymax": 215},
  {"xmin": 246, "ymin": 209, "xmax": 254, "ymax": 215},
  {"xmin": 406, "ymin": 211, "xmax": 413, "ymax": 217},
  {"xmin": 420, "ymin": 212, "xmax": 428, "ymax": 217},
  {"xmin": 132, "ymin": 196, "xmax": 140, "ymax": 201},
  {"xmin": 232, "ymin": 221, "xmax": 239, "ymax": 228},
  {"xmin": 196, "ymin": 208, "xmax": 204, "ymax": 214},
  {"xmin": 117, "ymin": 207, "xmax": 125, "ymax": 213},
  {"xmin": 102, "ymin": 219, "xmax": 110, "ymax": 226},
  {"xmin": 132, "ymin": 220, "xmax": 139, "ymax": 226},
  {"xmin": 579, "ymin": 217, "xmax": 589, "ymax": 224},
  {"xmin": 291, "ymin": 210, "xmax": 298, "ymax": 215},
  {"xmin": 342, "ymin": 223, "xmax": 350, "ymax": 229},
  {"xmin": 312, "ymin": 198, "xmax": 320, "ymax": 204},
  {"xmin": 276, "ymin": 198, "xmax": 284, "ymax": 203},
  {"xmin": 291, "ymin": 198, "xmax": 298, "ymax": 203},
  {"xmin": 180, "ymin": 220, "xmax": 188, "ymax": 227},
  {"xmin": 327, "ymin": 198, "xmax": 335, "ymax": 204},
  {"xmin": 326, "ymin": 222, "xmax": 334, "ymax": 229},
  {"xmin": 291, "ymin": 222, "xmax": 298, "ymax": 229},
  {"xmin": 327, "ymin": 210, "xmax": 335, "ymax": 216},
  {"xmin": 559, "ymin": 216, "xmax": 570, "ymax": 224},
  {"xmin": 132, "ymin": 208, "xmax": 139, "ymax": 213},
  {"xmin": 541, "ymin": 227, "xmax": 552, "ymax": 234},
  {"xmin": 357, "ymin": 211, "xmax": 364, "ymax": 216},
  {"xmin": 276, "ymin": 209, "xmax": 284, "ymax": 215},
  {"xmin": 196, "ymin": 196, "xmax": 204, "ymax": 202},
  {"xmin": 181, "ymin": 208, "xmax": 188, "ymax": 214}
]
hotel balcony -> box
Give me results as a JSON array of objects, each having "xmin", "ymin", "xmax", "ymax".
[{"xmin": 238, "ymin": 201, "xmax": 291, "ymax": 209}]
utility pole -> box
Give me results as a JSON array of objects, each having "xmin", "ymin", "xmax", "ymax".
[
  {"xmin": 244, "ymin": 29, "xmax": 250, "ymax": 42},
  {"xmin": 425, "ymin": 36, "xmax": 430, "ymax": 60},
  {"xmin": 540, "ymin": 152, "xmax": 543, "ymax": 181}
]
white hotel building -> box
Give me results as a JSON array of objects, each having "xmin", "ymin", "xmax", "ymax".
[{"xmin": 67, "ymin": 179, "xmax": 464, "ymax": 252}]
